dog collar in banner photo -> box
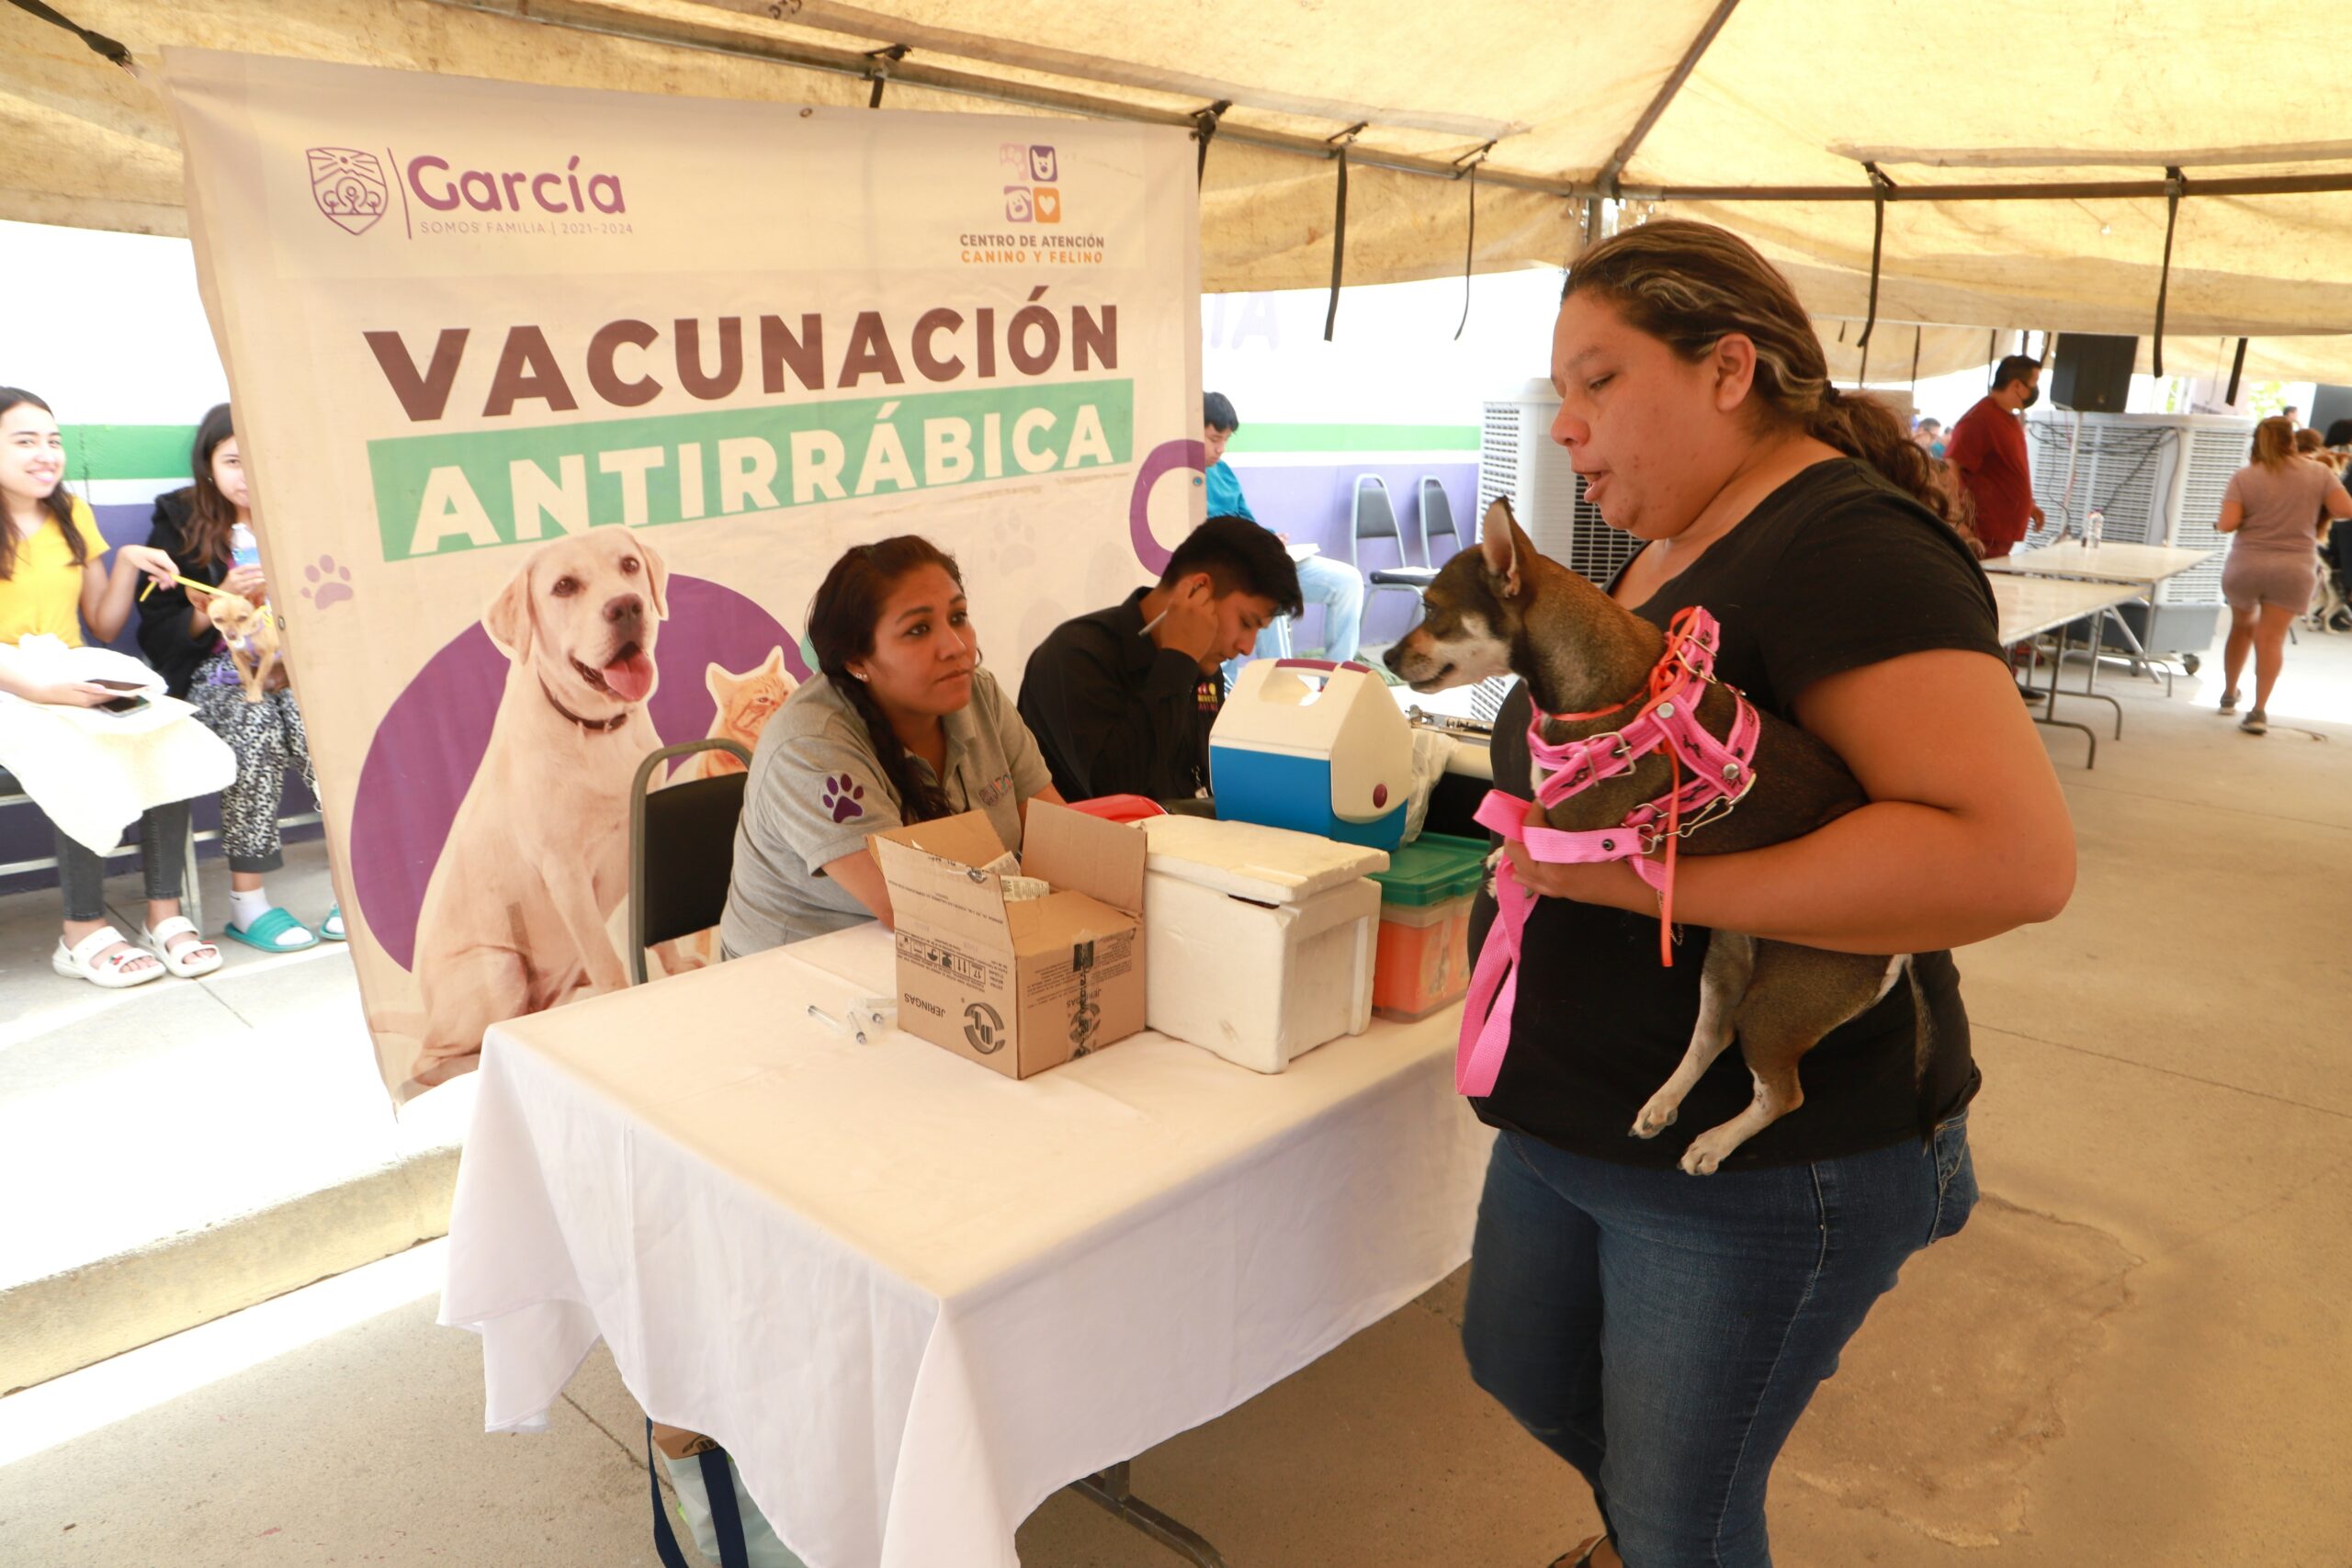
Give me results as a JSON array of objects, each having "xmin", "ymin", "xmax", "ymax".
[{"xmin": 537, "ymin": 676, "xmax": 633, "ymax": 733}]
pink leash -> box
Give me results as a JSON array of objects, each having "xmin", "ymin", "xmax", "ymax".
[{"xmin": 1456, "ymin": 607, "xmax": 1761, "ymax": 1097}]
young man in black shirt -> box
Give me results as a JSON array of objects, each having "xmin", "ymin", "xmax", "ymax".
[{"xmin": 1018, "ymin": 515, "xmax": 1302, "ymax": 802}]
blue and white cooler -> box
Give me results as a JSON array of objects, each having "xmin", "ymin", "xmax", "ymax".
[{"xmin": 1208, "ymin": 659, "xmax": 1415, "ymax": 852}]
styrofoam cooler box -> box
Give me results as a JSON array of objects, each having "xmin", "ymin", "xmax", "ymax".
[{"xmin": 1136, "ymin": 815, "xmax": 1388, "ymax": 1073}]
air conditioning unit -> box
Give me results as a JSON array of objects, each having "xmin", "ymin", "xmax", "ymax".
[
  {"xmin": 2022, "ymin": 409, "xmax": 2253, "ymax": 654},
  {"xmin": 1480, "ymin": 379, "xmax": 1636, "ymax": 587},
  {"xmin": 1469, "ymin": 381, "xmax": 1637, "ymax": 725}
]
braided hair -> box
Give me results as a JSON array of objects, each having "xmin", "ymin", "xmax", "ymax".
[{"xmin": 808, "ymin": 536, "xmax": 965, "ymax": 824}]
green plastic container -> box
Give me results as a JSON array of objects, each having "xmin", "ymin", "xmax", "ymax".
[{"xmin": 1369, "ymin": 833, "xmax": 1489, "ymax": 908}]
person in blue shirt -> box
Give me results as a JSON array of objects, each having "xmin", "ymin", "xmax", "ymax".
[{"xmin": 1204, "ymin": 391, "xmax": 1363, "ymax": 684}]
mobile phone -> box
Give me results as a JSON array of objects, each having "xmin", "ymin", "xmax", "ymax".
[
  {"xmin": 96, "ymin": 694, "xmax": 150, "ymax": 715},
  {"xmin": 88, "ymin": 678, "xmax": 147, "ymax": 692}
]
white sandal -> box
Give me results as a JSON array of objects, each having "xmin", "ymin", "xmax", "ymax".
[
  {"xmin": 52, "ymin": 926, "xmax": 166, "ymax": 989},
  {"xmin": 141, "ymin": 915, "xmax": 224, "ymax": 978}
]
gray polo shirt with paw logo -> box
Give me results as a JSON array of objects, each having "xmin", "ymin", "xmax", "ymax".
[{"xmin": 718, "ymin": 668, "xmax": 1053, "ymax": 957}]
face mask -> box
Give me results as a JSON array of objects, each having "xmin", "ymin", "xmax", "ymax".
[{"xmin": 2021, "ymin": 386, "xmax": 2040, "ymax": 409}]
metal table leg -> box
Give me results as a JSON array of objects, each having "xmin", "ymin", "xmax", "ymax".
[
  {"xmin": 2028, "ymin": 618, "xmax": 2098, "ymax": 767},
  {"xmin": 2096, "ymin": 602, "xmax": 2175, "ymax": 695},
  {"xmin": 1068, "ymin": 1461, "xmax": 1231, "ymax": 1568},
  {"xmin": 2068, "ymin": 612, "xmax": 2126, "ymax": 739}
]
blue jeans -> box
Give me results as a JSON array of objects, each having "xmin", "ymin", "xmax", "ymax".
[
  {"xmin": 1461, "ymin": 1117, "xmax": 1976, "ymax": 1568},
  {"xmin": 1223, "ymin": 553, "xmax": 1368, "ymax": 688}
]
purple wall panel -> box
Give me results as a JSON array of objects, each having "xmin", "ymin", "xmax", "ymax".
[{"xmin": 1227, "ymin": 459, "xmax": 1477, "ymax": 648}]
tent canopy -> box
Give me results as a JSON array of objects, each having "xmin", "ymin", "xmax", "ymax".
[{"xmin": 11, "ymin": 0, "xmax": 2352, "ymax": 373}]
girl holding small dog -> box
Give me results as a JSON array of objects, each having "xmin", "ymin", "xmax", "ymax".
[
  {"xmin": 1453, "ymin": 224, "xmax": 2075, "ymax": 1568},
  {"xmin": 139, "ymin": 404, "xmax": 338, "ymax": 949},
  {"xmin": 719, "ymin": 535, "xmax": 1062, "ymax": 957},
  {"xmin": 2214, "ymin": 415, "xmax": 2352, "ymax": 735},
  {"xmin": 0, "ymin": 387, "xmax": 225, "ymax": 988}
]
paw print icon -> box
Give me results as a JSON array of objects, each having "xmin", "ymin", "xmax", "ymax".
[
  {"xmin": 822, "ymin": 773, "xmax": 865, "ymax": 823},
  {"xmin": 301, "ymin": 555, "xmax": 354, "ymax": 610}
]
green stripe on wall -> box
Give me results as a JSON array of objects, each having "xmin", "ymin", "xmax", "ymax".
[
  {"xmin": 56, "ymin": 419, "xmax": 1482, "ymax": 475},
  {"xmin": 1227, "ymin": 423, "xmax": 1480, "ymax": 454},
  {"xmin": 60, "ymin": 425, "xmax": 197, "ymax": 482}
]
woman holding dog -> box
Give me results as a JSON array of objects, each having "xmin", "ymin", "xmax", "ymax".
[
  {"xmin": 719, "ymin": 535, "xmax": 1062, "ymax": 957},
  {"xmin": 0, "ymin": 387, "xmax": 227, "ymax": 988},
  {"xmin": 1457, "ymin": 222, "xmax": 2075, "ymax": 1568},
  {"xmin": 2212, "ymin": 416, "xmax": 2351, "ymax": 734},
  {"xmin": 140, "ymin": 404, "xmax": 338, "ymax": 949}
]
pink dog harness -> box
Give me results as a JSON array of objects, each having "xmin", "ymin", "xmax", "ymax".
[{"xmin": 1458, "ymin": 606, "xmax": 1761, "ymax": 1097}]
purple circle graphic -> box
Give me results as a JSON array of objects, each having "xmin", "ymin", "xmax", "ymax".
[
  {"xmin": 349, "ymin": 574, "xmax": 802, "ymax": 972},
  {"xmin": 1128, "ymin": 436, "xmax": 1206, "ymax": 574}
]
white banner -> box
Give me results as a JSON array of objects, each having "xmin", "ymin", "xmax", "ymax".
[{"xmin": 162, "ymin": 51, "xmax": 1203, "ymax": 1103}]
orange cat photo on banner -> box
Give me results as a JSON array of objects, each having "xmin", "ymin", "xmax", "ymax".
[{"xmin": 673, "ymin": 647, "xmax": 796, "ymax": 784}]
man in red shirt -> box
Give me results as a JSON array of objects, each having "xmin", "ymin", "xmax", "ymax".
[{"xmin": 1946, "ymin": 355, "xmax": 2047, "ymax": 558}]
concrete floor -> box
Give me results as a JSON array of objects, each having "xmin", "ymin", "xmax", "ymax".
[
  {"xmin": 0, "ymin": 837, "xmax": 469, "ymax": 1392},
  {"xmin": 1, "ymin": 628, "xmax": 2347, "ymax": 1567}
]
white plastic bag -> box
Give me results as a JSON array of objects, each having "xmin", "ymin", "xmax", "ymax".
[
  {"xmin": 655, "ymin": 1438, "xmax": 807, "ymax": 1568},
  {"xmin": 1400, "ymin": 726, "xmax": 1457, "ymax": 843}
]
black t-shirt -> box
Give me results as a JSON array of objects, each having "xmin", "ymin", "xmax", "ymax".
[
  {"xmin": 1471, "ymin": 458, "xmax": 2001, "ymax": 1168},
  {"xmin": 1017, "ymin": 589, "xmax": 1223, "ymax": 802}
]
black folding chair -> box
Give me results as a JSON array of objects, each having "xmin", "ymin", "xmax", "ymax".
[{"xmin": 628, "ymin": 739, "xmax": 752, "ymax": 987}]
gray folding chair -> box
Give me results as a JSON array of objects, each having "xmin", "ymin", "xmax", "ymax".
[
  {"xmin": 627, "ymin": 738, "xmax": 752, "ymax": 986},
  {"xmin": 1347, "ymin": 474, "xmax": 1430, "ymax": 625},
  {"xmin": 1419, "ymin": 477, "xmax": 1462, "ymax": 570}
]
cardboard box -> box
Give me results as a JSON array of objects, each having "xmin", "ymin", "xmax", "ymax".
[{"xmin": 869, "ymin": 801, "xmax": 1147, "ymax": 1078}]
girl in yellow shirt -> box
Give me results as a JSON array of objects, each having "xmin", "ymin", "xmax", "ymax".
[{"xmin": 0, "ymin": 388, "xmax": 221, "ymax": 987}]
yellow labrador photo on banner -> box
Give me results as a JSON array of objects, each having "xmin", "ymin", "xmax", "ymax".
[{"xmin": 411, "ymin": 530, "xmax": 667, "ymax": 1086}]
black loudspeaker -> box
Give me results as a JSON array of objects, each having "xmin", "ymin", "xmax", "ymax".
[
  {"xmin": 2050, "ymin": 334, "xmax": 2136, "ymax": 413},
  {"xmin": 2305, "ymin": 384, "xmax": 2352, "ymax": 441}
]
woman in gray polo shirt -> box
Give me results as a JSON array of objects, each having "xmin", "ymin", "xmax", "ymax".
[{"xmin": 719, "ymin": 536, "xmax": 1061, "ymax": 956}]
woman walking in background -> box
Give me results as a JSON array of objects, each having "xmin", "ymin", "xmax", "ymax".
[
  {"xmin": 2216, "ymin": 416, "xmax": 2351, "ymax": 734},
  {"xmin": 141, "ymin": 405, "xmax": 336, "ymax": 948}
]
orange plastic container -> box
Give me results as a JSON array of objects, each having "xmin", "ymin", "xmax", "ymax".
[{"xmin": 1368, "ymin": 834, "xmax": 1487, "ymax": 1021}]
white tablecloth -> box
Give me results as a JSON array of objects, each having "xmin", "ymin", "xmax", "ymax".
[
  {"xmin": 441, "ymin": 923, "xmax": 1491, "ymax": 1568},
  {"xmin": 1987, "ymin": 574, "xmax": 2144, "ymax": 645},
  {"xmin": 1987, "ymin": 540, "xmax": 2215, "ymax": 585}
]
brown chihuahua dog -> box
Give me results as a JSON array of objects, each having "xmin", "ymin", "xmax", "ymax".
[{"xmin": 1385, "ymin": 498, "xmax": 1924, "ymax": 1173}]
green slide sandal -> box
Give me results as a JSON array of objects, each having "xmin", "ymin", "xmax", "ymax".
[{"xmin": 224, "ymin": 907, "xmax": 320, "ymax": 953}]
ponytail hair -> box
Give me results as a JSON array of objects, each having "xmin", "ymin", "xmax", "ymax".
[
  {"xmin": 1561, "ymin": 220, "xmax": 1954, "ymax": 528},
  {"xmin": 2251, "ymin": 416, "xmax": 2296, "ymax": 469},
  {"xmin": 806, "ymin": 535, "xmax": 964, "ymax": 824}
]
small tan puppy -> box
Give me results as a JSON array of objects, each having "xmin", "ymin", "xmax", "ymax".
[
  {"xmin": 411, "ymin": 530, "xmax": 667, "ymax": 1086},
  {"xmin": 206, "ymin": 589, "xmax": 282, "ymax": 701}
]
